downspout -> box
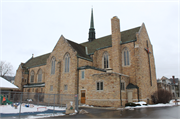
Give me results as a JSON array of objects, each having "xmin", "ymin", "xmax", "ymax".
[
  {"xmin": 58, "ymin": 61, "xmax": 61, "ymax": 93},
  {"xmin": 137, "ymin": 87, "xmax": 140, "ymax": 102},
  {"xmin": 77, "ymin": 56, "xmax": 79, "ymax": 94},
  {"xmin": 119, "ymin": 75, "xmax": 122, "ymax": 106}
]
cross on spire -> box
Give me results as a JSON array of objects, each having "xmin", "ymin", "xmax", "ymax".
[{"xmin": 144, "ymin": 40, "xmax": 152, "ymax": 86}]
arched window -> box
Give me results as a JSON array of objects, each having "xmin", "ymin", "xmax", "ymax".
[
  {"xmin": 30, "ymin": 70, "xmax": 34, "ymax": 83},
  {"xmin": 64, "ymin": 53, "xmax": 70, "ymax": 72},
  {"xmin": 103, "ymin": 52, "xmax": 109, "ymax": 69},
  {"xmin": 37, "ymin": 69, "xmax": 42, "ymax": 82},
  {"xmin": 123, "ymin": 48, "xmax": 130, "ymax": 66},
  {"xmin": 51, "ymin": 57, "xmax": 56, "ymax": 74}
]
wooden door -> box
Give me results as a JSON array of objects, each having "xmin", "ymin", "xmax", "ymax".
[{"xmin": 81, "ymin": 90, "xmax": 86, "ymax": 104}]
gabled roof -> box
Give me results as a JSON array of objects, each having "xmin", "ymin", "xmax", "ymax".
[
  {"xmin": 126, "ymin": 83, "xmax": 139, "ymax": 89},
  {"xmin": 22, "ymin": 26, "xmax": 140, "ymax": 68},
  {"xmin": 81, "ymin": 26, "xmax": 140, "ymax": 54},
  {"xmin": 66, "ymin": 39, "xmax": 91, "ymax": 60},
  {"xmin": 23, "ymin": 53, "xmax": 51, "ymax": 68},
  {"xmin": 0, "ymin": 77, "xmax": 19, "ymax": 89}
]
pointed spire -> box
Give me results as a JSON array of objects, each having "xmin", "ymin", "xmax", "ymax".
[
  {"xmin": 90, "ymin": 8, "xmax": 94, "ymax": 28},
  {"xmin": 88, "ymin": 8, "xmax": 96, "ymax": 42}
]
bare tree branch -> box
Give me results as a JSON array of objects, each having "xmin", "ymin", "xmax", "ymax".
[{"xmin": 0, "ymin": 61, "xmax": 13, "ymax": 77}]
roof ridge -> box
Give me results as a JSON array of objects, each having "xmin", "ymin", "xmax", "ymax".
[
  {"xmin": 81, "ymin": 26, "xmax": 141, "ymax": 44},
  {"xmin": 33, "ymin": 52, "xmax": 51, "ymax": 59},
  {"xmin": 121, "ymin": 26, "xmax": 141, "ymax": 33},
  {"xmin": 66, "ymin": 39, "xmax": 85, "ymax": 48}
]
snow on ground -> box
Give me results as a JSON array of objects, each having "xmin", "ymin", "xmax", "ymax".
[
  {"xmin": 26, "ymin": 113, "xmax": 65, "ymax": 119},
  {"xmin": 81, "ymin": 104, "xmax": 94, "ymax": 107},
  {"xmin": 124, "ymin": 99, "xmax": 180, "ymax": 109},
  {"xmin": 0, "ymin": 104, "xmax": 65, "ymax": 114}
]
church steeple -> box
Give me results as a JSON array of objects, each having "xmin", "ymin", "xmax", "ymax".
[{"xmin": 88, "ymin": 8, "xmax": 96, "ymax": 42}]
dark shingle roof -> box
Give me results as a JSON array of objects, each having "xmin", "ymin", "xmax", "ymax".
[
  {"xmin": 81, "ymin": 26, "xmax": 140, "ymax": 54},
  {"xmin": 22, "ymin": 26, "xmax": 140, "ymax": 68},
  {"xmin": 126, "ymin": 83, "xmax": 139, "ymax": 89},
  {"xmin": 169, "ymin": 78, "xmax": 179, "ymax": 84},
  {"xmin": 66, "ymin": 39, "xmax": 91, "ymax": 60},
  {"xmin": 23, "ymin": 53, "xmax": 51, "ymax": 68}
]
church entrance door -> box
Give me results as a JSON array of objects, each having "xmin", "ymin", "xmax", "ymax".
[
  {"xmin": 128, "ymin": 91, "xmax": 133, "ymax": 102},
  {"xmin": 81, "ymin": 90, "xmax": 86, "ymax": 104}
]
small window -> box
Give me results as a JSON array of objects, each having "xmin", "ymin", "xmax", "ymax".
[
  {"xmin": 32, "ymin": 88, "xmax": 34, "ymax": 92},
  {"xmin": 50, "ymin": 85, "xmax": 53, "ymax": 91},
  {"xmin": 41, "ymin": 88, "xmax": 43, "ymax": 92},
  {"xmin": 81, "ymin": 70, "xmax": 85, "ymax": 79},
  {"xmin": 121, "ymin": 82, "xmax": 125, "ymax": 90},
  {"xmin": 97, "ymin": 82, "xmax": 103, "ymax": 90},
  {"xmin": 64, "ymin": 85, "xmax": 68, "ymax": 90}
]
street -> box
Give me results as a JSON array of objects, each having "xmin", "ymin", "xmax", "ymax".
[{"xmin": 49, "ymin": 106, "xmax": 180, "ymax": 118}]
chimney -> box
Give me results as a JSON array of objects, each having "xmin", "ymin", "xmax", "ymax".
[
  {"xmin": 32, "ymin": 54, "xmax": 34, "ymax": 58},
  {"xmin": 172, "ymin": 75, "xmax": 175, "ymax": 84},
  {"xmin": 111, "ymin": 16, "xmax": 121, "ymax": 73}
]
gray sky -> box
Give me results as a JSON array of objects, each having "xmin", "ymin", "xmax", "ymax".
[{"xmin": 0, "ymin": 0, "xmax": 179, "ymax": 79}]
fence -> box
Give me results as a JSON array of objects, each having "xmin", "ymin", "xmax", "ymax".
[{"xmin": 0, "ymin": 91, "xmax": 79, "ymax": 117}]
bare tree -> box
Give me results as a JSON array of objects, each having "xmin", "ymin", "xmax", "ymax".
[{"xmin": 0, "ymin": 61, "xmax": 13, "ymax": 77}]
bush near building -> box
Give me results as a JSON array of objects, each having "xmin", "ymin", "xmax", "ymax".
[{"xmin": 151, "ymin": 89, "xmax": 172, "ymax": 104}]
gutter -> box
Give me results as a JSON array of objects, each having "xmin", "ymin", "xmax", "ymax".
[{"xmin": 77, "ymin": 55, "xmax": 93, "ymax": 62}]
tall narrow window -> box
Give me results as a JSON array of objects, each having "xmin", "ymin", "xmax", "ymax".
[
  {"xmin": 103, "ymin": 52, "xmax": 109, "ymax": 69},
  {"xmin": 121, "ymin": 82, "xmax": 125, "ymax": 90},
  {"xmin": 81, "ymin": 70, "xmax": 85, "ymax": 79},
  {"xmin": 37, "ymin": 69, "xmax": 42, "ymax": 82},
  {"xmin": 30, "ymin": 71, "xmax": 34, "ymax": 83},
  {"xmin": 64, "ymin": 53, "xmax": 70, "ymax": 72},
  {"xmin": 123, "ymin": 48, "xmax": 130, "ymax": 66},
  {"xmin": 51, "ymin": 57, "xmax": 56, "ymax": 74}
]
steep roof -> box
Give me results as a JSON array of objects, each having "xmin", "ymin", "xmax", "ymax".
[
  {"xmin": 23, "ymin": 53, "xmax": 50, "ymax": 68},
  {"xmin": 81, "ymin": 26, "xmax": 140, "ymax": 54},
  {"xmin": 0, "ymin": 77, "xmax": 19, "ymax": 89},
  {"xmin": 66, "ymin": 39, "xmax": 91, "ymax": 60},
  {"xmin": 126, "ymin": 83, "xmax": 139, "ymax": 89},
  {"xmin": 22, "ymin": 26, "xmax": 140, "ymax": 68}
]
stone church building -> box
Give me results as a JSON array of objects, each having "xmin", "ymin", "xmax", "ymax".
[{"xmin": 14, "ymin": 9, "xmax": 157, "ymax": 107}]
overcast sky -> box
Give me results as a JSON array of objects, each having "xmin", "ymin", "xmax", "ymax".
[{"xmin": 0, "ymin": 0, "xmax": 179, "ymax": 79}]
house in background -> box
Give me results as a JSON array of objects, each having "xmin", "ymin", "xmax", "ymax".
[
  {"xmin": 14, "ymin": 9, "xmax": 158, "ymax": 107},
  {"xmin": 169, "ymin": 76, "xmax": 180, "ymax": 97},
  {"xmin": 157, "ymin": 76, "xmax": 179, "ymax": 98}
]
